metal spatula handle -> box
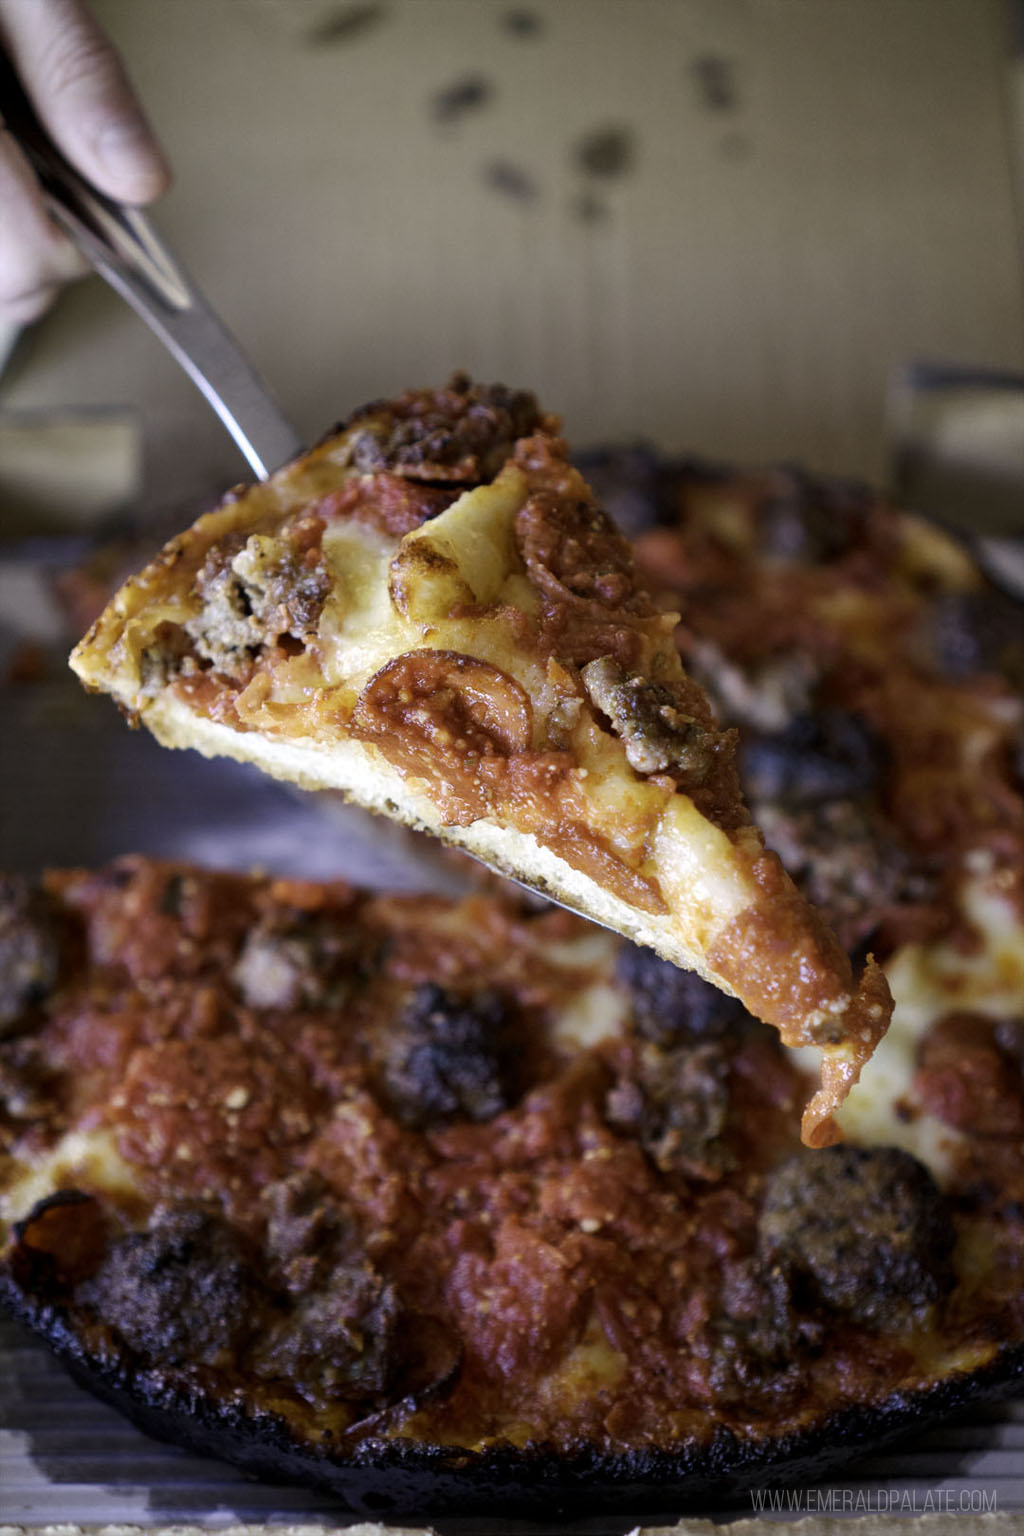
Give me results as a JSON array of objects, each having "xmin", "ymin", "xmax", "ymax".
[{"xmin": 0, "ymin": 48, "xmax": 303, "ymax": 480}]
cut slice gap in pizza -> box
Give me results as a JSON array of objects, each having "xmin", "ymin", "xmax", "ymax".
[{"xmin": 69, "ymin": 375, "xmax": 891, "ymax": 1144}]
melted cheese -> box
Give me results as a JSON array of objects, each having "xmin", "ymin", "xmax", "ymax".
[
  {"xmin": 836, "ymin": 871, "xmax": 1024, "ymax": 1179},
  {"xmin": 319, "ymin": 518, "xmax": 403, "ymax": 687},
  {"xmin": 537, "ymin": 1316, "xmax": 627, "ymax": 1406},
  {"xmin": 552, "ymin": 978, "xmax": 630, "ymax": 1050},
  {"xmin": 316, "ymin": 472, "xmax": 552, "ymax": 716},
  {"xmin": 0, "ymin": 1128, "xmax": 138, "ymax": 1235}
]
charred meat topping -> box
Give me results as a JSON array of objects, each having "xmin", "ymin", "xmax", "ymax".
[
  {"xmin": 338, "ymin": 375, "xmax": 543, "ymax": 484},
  {"xmin": 739, "ymin": 710, "xmax": 934, "ymax": 953},
  {"xmin": 615, "ymin": 944, "xmax": 749, "ymax": 1047},
  {"xmin": 581, "ymin": 655, "xmax": 730, "ymax": 780},
  {"xmin": 605, "ymin": 1040, "xmax": 732, "ymax": 1178},
  {"xmin": 925, "ymin": 588, "xmax": 1024, "ymax": 686},
  {"xmin": 759, "ymin": 1145, "xmax": 954, "ymax": 1332},
  {"xmin": 0, "ymin": 877, "xmax": 60, "ymax": 1036},
  {"xmin": 253, "ymin": 1256, "xmax": 401, "ymax": 1404},
  {"xmin": 753, "ymin": 468, "xmax": 871, "ymax": 564},
  {"xmin": 78, "ymin": 1203, "xmax": 257, "ymax": 1366},
  {"xmin": 380, "ymin": 983, "xmax": 523, "ymax": 1129},
  {"xmin": 234, "ymin": 910, "xmax": 369, "ymax": 1011},
  {"xmin": 738, "ymin": 709, "xmax": 884, "ymax": 807},
  {"xmin": 706, "ymin": 1257, "xmax": 822, "ymax": 1407},
  {"xmin": 261, "ymin": 1171, "xmax": 357, "ymax": 1294},
  {"xmin": 73, "ymin": 1187, "xmax": 403, "ymax": 1405},
  {"xmin": 754, "ymin": 798, "xmax": 936, "ymax": 954},
  {"xmin": 185, "ymin": 512, "xmax": 329, "ymax": 676}
]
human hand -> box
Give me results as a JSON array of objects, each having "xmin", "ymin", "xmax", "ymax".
[{"xmin": 0, "ymin": 0, "xmax": 170, "ymax": 325}]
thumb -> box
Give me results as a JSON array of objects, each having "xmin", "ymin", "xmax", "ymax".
[{"xmin": 0, "ymin": 0, "xmax": 171, "ymax": 205}]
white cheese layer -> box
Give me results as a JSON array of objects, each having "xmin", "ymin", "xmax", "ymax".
[
  {"xmin": 0, "ymin": 1128, "xmax": 138, "ymax": 1237},
  {"xmin": 836, "ymin": 871, "xmax": 1024, "ymax": 1180}
]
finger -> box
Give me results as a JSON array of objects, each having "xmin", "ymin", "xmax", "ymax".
[
  {"xmin": 0, "ymin": 0, "xmax": 171, "ymax": 206},
  {"xmin": 0, "ymin": 127, "xmax": 87, "ymax": 322}
]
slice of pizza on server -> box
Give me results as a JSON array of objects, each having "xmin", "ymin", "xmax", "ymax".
[{"xmin": 69, "ymin": 375, "xmax": 891, "ymax": 1144}]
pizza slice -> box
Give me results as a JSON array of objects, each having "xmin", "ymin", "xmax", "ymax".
[{"xmin": 69, "ymin": 375, "xmax": 890, "ymax": 1144}]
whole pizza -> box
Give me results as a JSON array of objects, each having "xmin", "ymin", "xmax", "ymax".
[{"xmin": 1, "ymin": 383, "xmax": 1023, "ymax": 1517}]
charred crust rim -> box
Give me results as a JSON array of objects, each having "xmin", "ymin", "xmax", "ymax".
[
  {"xmin": 1, "ymin": 1264, "xmax": 1021, "ymax": 1517},
  {"xmin": 6, "ymin": 1190, "xmax": 460, "ymax": 1422}
]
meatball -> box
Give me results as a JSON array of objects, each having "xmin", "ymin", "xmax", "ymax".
[
  {"xmin": 739, "ymin": 709, "xmax": 884, "ymax": 807},
  {"xmin": 758, "ymin": 1144, "xmax": 954, "ymax": 1331},
  {"xmin": 754, "ymin": 468, "xmax": 870, "ymax": 564},
  {"xmin": 606, "ymin": 1040, "xmax": 732, "ymax": 1178},
  {"xmin": 927, "ymin": 588, "xmax": 1024, "ymax": 686},
  {"xmin": 254, "ymin": 1257, "xmax": 401, "ymax": 1403},
  {"xmin": 0, "ymin": 876, "xmax": 61, "ymax": 1036},
  {"xmin": 615, "ymin": 943, "xmax": 749, "ymax": 1048},
  {"xmin": 79, "ymin": 1203, "xmax": 257, "ymax": 1366},
  {"xmin": 381, "ymin": 984, "xmax": 523, "ymax": 1128}
]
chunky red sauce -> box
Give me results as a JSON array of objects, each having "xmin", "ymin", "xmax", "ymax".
[{"xmin": 3, "ymin": 858, "xmax": 1023, "ymax": 1459}]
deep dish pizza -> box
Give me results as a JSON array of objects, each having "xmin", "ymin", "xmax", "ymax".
[
  {"xmin": 69, "ymin": 378, "xmax": 890, "ymax": 1147},
  {"xmin": 3, "ymin": 437, "xmax": 1024, "ymax": 1516},
  {"xmin": 0, "ymin": 854, "xmax": 1021, "ymax": 1519}
]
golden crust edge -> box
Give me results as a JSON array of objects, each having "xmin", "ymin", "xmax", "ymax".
[{"xmin": 113, "ymin": 687, "xmax": 742, "ymax": 995}]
